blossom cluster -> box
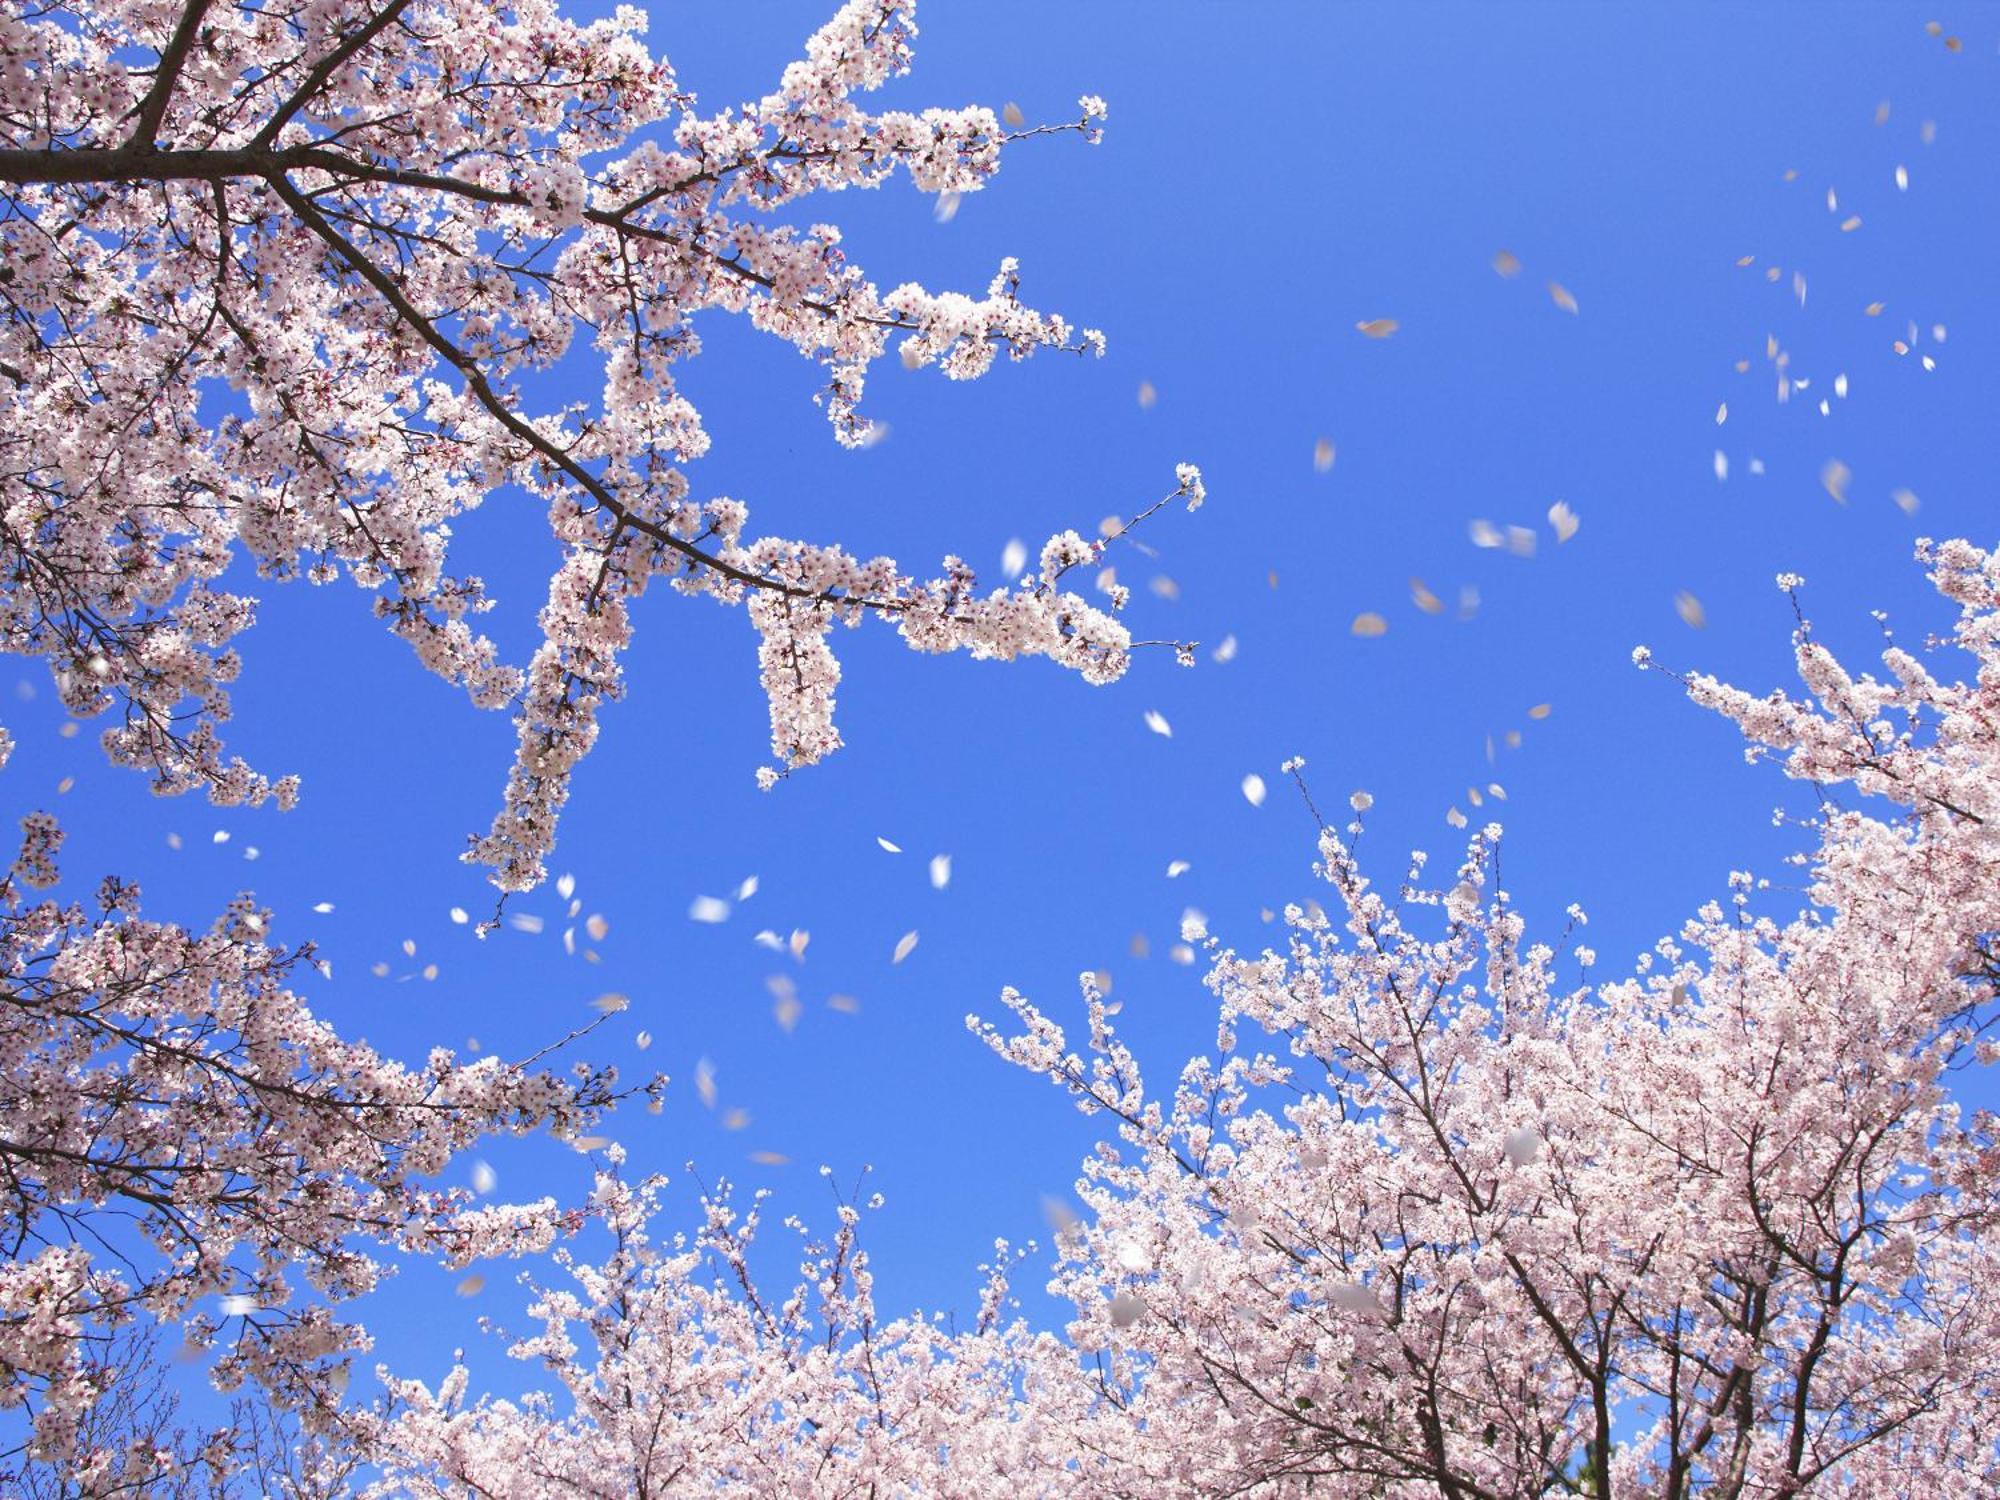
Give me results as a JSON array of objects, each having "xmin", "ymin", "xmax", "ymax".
[{"xmin": 0, "ymin": 0, "xmax": 1194, "ymax": 891}]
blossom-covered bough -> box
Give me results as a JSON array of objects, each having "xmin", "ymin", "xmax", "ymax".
[
  {"xmin": 0, "ymin": 0, "xmax": 1201, "ymax": 891},
  {"xmin": 0, "ymin": 797, "xmax": 662, "ymax": 1489}
]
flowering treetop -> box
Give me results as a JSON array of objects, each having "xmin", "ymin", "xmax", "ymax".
[
  {"xmin": 0, "ymin": 0, "xmax": 1201, "ymax": 891},
  {"xmin": 969, "ymin": 538, "xmax": 2000, "ymax": 1495}
]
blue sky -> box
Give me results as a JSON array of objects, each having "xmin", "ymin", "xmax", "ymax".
[{"xmin": 8, "ymin": 1, "xmax": 1997, "ymax": 1393}]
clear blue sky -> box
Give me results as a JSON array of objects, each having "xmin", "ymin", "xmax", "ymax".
[{"xmin": 8, "ymin": 2, "xmax": 1996, "ymax": 1393}]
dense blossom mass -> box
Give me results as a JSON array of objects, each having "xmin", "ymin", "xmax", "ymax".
[
  {"xmin": 252, "ymin": 544, "xmax": 1986, "ymax": 1495},
  {"xmin": 0, "ymin": 0, "xmax": 1196, "ymax": 890}
]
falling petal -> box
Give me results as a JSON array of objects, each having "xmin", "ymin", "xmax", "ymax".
[
  {"xmin": 695, "ymin": 1059, "xmax": 717, "ymax": 1108},
  {"xmin": 769, "ymin": 976, "xmax": 801, "ymax": 1033},
  {"xmin": 508, "ymin": 913, "xmax": 544, "ymax": 934},
  {"xmin": 1350, "ymin": 612, "xmax": 1389, "ymax": 638},
  {"xmin": 1892, "ymin": 487, "xmax": 1920, "ymax": 515},
  {"xmin": 1166, "ymin": 859, "xmax": 1191, "ymax": 878},
  {"xmin": 1410, "ymin": 578, "xmax": 1445, "ymax": 615},
  {"xmin": 1241, "ymin": 774, "xmax": 1268, "ymax": 807},
  {"xmin": 471, "ymin": 1161, "xmax": 497, "ymax": 1194},
  {"xmin": 1144, "ymin": 709, "xmax": 1172, "ymax": 738},
  {"xmin": 1313, "ymin": 437, "xmax": 1336, "ymax": 473},
  {"xmin": 590, "ymin": 993, "xmax": 629, "ymax": 1015},
  {"xmin": 586, "ymin": 913, "xmax": 609, "ymax": 941},
  {"xmin": 750, "ymin": 1150, "xmax": 790, "ymax": 1166},
  {"xmin": 1713, "ymin": 450, "xmax": 1729, "ymax": 483},
  {"xmin": 1002, "ymin": 101, "xmax": 1026, "ymax": 128},
  {"xmin": 1137, "ymin": 380, "xmax": 1157, "ymax": 409},
  {"xmin": 1715, "ymin": 402, "xmax": 1727, "ymax": 425},
  {"xmin": 1491, "ymin": 248, "xmax": 1522, "ymax": 277},
  {"xmin": 556, "ymin": 873, "xmax": 575, "ymax": 901},
  {"xmin": 932, "ymin": 192, "xmax": 960, "ymax": 224},
  {"xmin": 892, "ymin": 930, "xmax": 919, "ymax": 964},
  {"xmin": 1001, "ymin": 538, "xmax": 1027, "ymax": 579},
  {"xmin": 1212, "ymin": 634, "xmax": 1238, "ymax": 663},
  {"xmin": 1821, "ymin": 459, "xmax": 1851, "ymax": 504},
  {"xmin": 689, "ymin": 896, "xmax": 730, "ymax": 924},
  {"xmin": 1547, "ymin": 500, "xmax": 1580, "ymax": 544},
  {"xmin": 1355, "ymin": 318, "xmax": 1399, "ymax": 339},
  {"xmin": 736, "ymin": 874, "xmax": 759, "ymax": 901},
  {"xmin": 1675, "ymin": 591, "xmax": 1707, "ymax": 629},
  {"xmin": 929, "ymin": 853, "xmax": 952, "ymax": 890},
  {"xmin": 1547, "ymin": 281, "xmax": 1578, "ymax": 314}
]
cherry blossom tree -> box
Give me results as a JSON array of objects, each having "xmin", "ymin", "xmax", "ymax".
[
  {"xmin": 976, "ymin": 538, "xmax": 2000, "ymax": 1495},
  {"xmin": 358, "ymin": 1154, "xmax": 1084, "ymax": 1497},
  {"xmin": 351, "ymin": 540, "xmax": 1999, "ymax": 1497},
  {"xmin": 0, "ymin": 797, "xmax": 662, "ymax": 1490},
  {"xmin": 0, "ymin": 0, "xmax": 1201, "ymax": 892}
]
